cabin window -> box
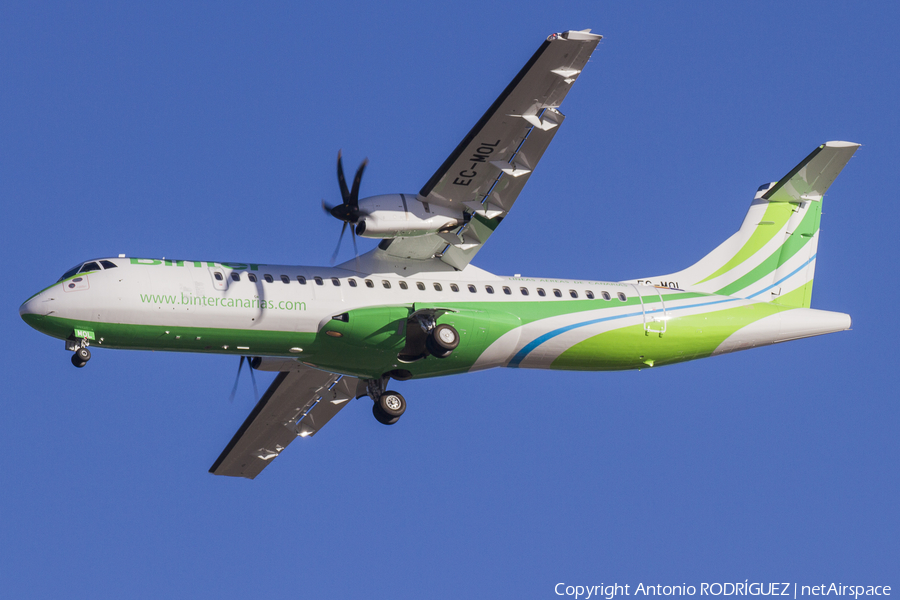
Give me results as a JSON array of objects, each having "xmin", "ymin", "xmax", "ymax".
[
  {"xmin": 314, "ymin": 276, "xmax": 324, "ymax": 286},
  {"xmin": 502, "ymin": 286, "xmax": 511, "ymax": 295},
  {"xmin": 416, "ymin": 282, "xmax": 426, "ymax": 291},
  {"xmin": 569, "ymin": 289, "xmax": 578, "ymax": 298},
  {"xmin": 585, "ymin": 290, "xmax": 595, "ymax": 299},
  {"xmin": 214, "ymin": 272, "xmax": 224, "ymax": 281},
  {"xmin": 297, "ymin": 275, "xmax": 307, "ymax": 284},
  {"xmin": 248, "ymin": 273, "xmax": 257, "ymax": 283},
  {"xmin": 467, "ymin": 284, "xmax": 477, "ymax": 293},
  {"xmin": 382, "ymin": 280, "xmax": 391, "ymax": 289},
  {"xmin": 281, "ymin": 275, "xmax": 290, "ymax": 284},
  {"xmin": 486, "ymin": 285, "xmax": 494, "ymax": 294},
  {"xmin": 99, "ymin": 260, "xmax": 117, "ymax": 269},
  {"xmin": 348, "ymin": 278, "xmax": 357, "ymax": 287},
  {"xmin": 553, "ymin": 289, "xmax": 562, "ymax": 298},
  {"xmin": 520, "ymin": 287, "xmax": 529, "ymax": 296},
  {"xmin": 331, "ymin": 277, "xmax": 340, "ymax": 286},
  {"xmin": 365, "ymin": 279, "xmax": 374, "ymax": 288},
  {"xmin": 263, "ymin": 274, "xmax": 274, "ymax": 283},
  {"xmin": 450, "ymin": 284, "xmax": 459, "ymax": 292},
  {"xmin": 79, "ymin": 261, "xmax": 100, "ymax": 273},
  {"xmin": 433, "ymin": 283, "xmax": 442, "ymax": 291},
  {"xmin": 601, "ymin": 291, "xmax": 611, "ymax": 301},
  {"xmin": 617, "ymin": 292, "xmax": 627, "ymax": 302},
  {"xmin": 231, "ymin": 273, "xmax": 240, "ymax": 282},
  {"xmin": 537, "ymin": 288, "xmax": 546, "ymax": 297},
  {"xmin": 399, "ymin": 281, "xmax": 408, "ymax": 290}
]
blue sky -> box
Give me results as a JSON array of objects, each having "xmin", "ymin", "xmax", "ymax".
[{"xmin": 3, "ymin": 2, "xmax": 898, "ymax": 598}]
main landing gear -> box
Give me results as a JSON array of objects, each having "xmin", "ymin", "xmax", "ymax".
[
  {"xmin": 399, "ymin": 311, "xmax": 460, "ymax": 362},
  {"xmin": 372, "ymin": 391, "xmax": 406, "ymax": 425},
  {"xmin": 365, "ymin": 315, "xmax": 461, "ymax": 425},
  {"xmin": 367, "ymin": 377, "xmax": 407, "ymax": 425},
  {"xmin": 425, "ymin": 323, "xmax": 459, "ymax": 358},
  {"xmin": 67, "ymin": 338, "xmax": 92, "ymax": 368}
]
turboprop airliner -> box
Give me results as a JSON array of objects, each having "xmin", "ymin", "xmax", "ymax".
[{"xmin": 19, "ymin": 30, "xmax": 858, "ymax": 478}]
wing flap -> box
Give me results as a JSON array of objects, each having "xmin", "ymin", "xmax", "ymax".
[{"xmin": 210, "ymin": 366, "xmax": 360, "ymax": 479}]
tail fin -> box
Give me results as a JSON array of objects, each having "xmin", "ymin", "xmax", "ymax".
[{"xmin": 635, "ymin": 141, "xmax": 859, "ymax": 307}]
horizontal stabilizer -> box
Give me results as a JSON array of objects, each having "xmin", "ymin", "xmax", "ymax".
[{"xmin": 763, "ymin": 141, "xmax": 859, "ymax": 203}]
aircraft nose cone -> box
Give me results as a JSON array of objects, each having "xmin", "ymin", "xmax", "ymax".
[
  {"xmin": 19, "ymin": 292, "xmax": 42, "ymax": 320},
  {"xmin": 19, "ymin": 290, "xmax": 54, "ymax": 328}
]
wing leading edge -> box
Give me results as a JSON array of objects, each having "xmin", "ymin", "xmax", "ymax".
[
  {"xmin": 210, "ymin": 364, "xmax": 361, "ymax": 479},
  {"xmin": 372, "ymin": 29, "xmax": 602, "ymax": 270}
]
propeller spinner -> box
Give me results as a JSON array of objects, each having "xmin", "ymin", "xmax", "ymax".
[{"xmin": 322, "ymin": 151, "xmax": 368, "ymax": 263}]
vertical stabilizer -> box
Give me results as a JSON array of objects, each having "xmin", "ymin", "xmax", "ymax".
[{"xmin": 631, "ymin": 142, "xmax": 859, "ymax": 307}]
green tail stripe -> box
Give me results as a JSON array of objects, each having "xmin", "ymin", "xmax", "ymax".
[
  {"xmin": 772, "ymin": 282, "xmax": 814, "ymax": 308},
  {"xmin": 696, "ymin": 201, "xmax": 794, "ymax": 284},
  {"xmin": 714, "ymin": 201, "xmax": 820, "ymax": 297}
]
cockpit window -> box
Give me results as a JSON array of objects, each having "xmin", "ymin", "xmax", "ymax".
[
  {"xmin": 57, "ymin": 265, "xmax": 81, "ymax": 281},
  {"xmin": 59, "ymin": 265, "xmax": 82, "ymax": 281},
  {"xmin": 59, "ymin": 260, "xmax": 118, "ymax": 280}
]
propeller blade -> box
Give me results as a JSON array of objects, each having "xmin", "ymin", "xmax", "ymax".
[
  {"xmin": 228, "ymin": 356, "xmax": 246, "ymax": 403},
  {"xmin": 331, "ymin": 222, "xmax": 348, "ymax": 264},
  {"xmin": 351, "ymin": 226, "xmax": 360, "ymax": 271},
  {"xmin": 248, "ymin": 359, "xmax": 259, "ymax": 402},
  {"xmin": 329, "ymin": 151, "xmax": 370, "ymax": 263},
  {"xmin": 337, "ymin": 150, "xmax": 350, "ymax": 204},
  {"xmin": 349, "ymin": 158, "xmax": 368, "ymax": 207}
]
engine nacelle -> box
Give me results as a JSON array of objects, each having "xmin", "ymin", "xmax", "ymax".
[{"xmin": 355, "ymin": 194, "xmax": 465, "ymax": 238}]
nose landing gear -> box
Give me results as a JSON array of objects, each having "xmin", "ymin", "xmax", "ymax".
[
  {"xmin": 71, "ymin": 346, "xmax": 91, "ymax": 368},
  {"xmin": 67, "ymin": 336, "xmax": 92, "ymax": 368}
]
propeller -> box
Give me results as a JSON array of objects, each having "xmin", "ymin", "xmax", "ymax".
[
  {"xmin": 322, "ymin": 150, "xmax": 368, "ymax": 264},
  {"xmin": 228, "ymin": 355, "xmax": 259, "ymax": 404}
]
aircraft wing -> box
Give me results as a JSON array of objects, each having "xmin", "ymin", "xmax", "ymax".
[
  {"xmin": 374, "ymin": 29, "xmax": 602, "ymax": 270},
  {"xmin": 210, "ymin": 364, "xmax": 361, "ymax": 479}
]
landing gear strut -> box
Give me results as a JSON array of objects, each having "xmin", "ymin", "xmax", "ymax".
[{"xmin": 367, "ymin": 376, "xmax": 406, "ymax": 425}]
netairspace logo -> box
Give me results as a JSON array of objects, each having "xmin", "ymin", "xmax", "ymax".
[{"xmin": 554, "ymin": 583, "xmax": 892, "ymax": 600}]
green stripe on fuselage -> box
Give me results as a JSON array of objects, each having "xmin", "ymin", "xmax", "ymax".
[
  {"xmin": 23, "ymin": 290, "xmax": 740, "ymax": 379},
  {"xmin": 552, "ymin": 302, "xmax": 793, "ymax": 371}
]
